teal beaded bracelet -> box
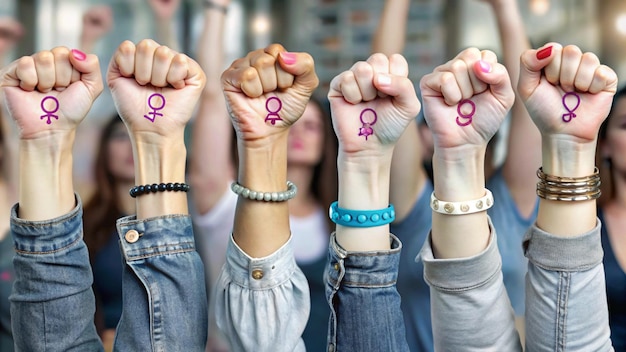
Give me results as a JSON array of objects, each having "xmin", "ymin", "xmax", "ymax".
[{"xmin": 328, "ymin": 201, "xmax": 395, "ymax": 228}]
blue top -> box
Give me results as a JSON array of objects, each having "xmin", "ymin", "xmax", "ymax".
[
  {"xmin": 391, "ymin": 181, "xmax": 434, "ymax": 352},
  {"xmin": 486, "ymin": 168, "xmax": 538, "ymax": 316},
  {"xmin": 299, "ymin": 254, "xmax": 330, "ymax": 352},
  {"xmin": 0, "ymin": 233, "xmax": 15, "ymax": 352},
  {"xmin": 598, "ymin": 208, "xmax": 626, "ymax": 350},
  {"xmin": 92, "ymin": 232, "xmax": 124, "ymax": 329}
]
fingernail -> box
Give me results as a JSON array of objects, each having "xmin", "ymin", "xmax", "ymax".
[
  {"xmin": 536, "ymin": 46, "xmax": 553, "ymax": 60},
  {"xmin": 280, "ymin": 52, "xmax": 296, "ymax": 65},
  {"xmin": 377, "ymin": 73, "xmax": 391, "ymax": 86},
  {"xmin": 478, "ymin": 60, "xmax": 492, "ymax": 73},
  {"xmin": 71, "ymin": 49, "xmax": 86, "ymax": 61}
]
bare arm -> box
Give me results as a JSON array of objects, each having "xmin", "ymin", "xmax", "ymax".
[
  {"xmin": 372, "ymin": 0, "xmax": 426, "ymax": 222},
  {"xmin": 189, "ymin": 0, "xmax": 233, "ymax": 215},
  {"xmin": 484, "ymin": 0, "xmax": 539, "ymax": 217},
  {"xmin": 79, "ymin": 6, "xmax": 113, "ymax": 53},
  {"xmin": 148, "ymin": 0, "xmax": 182, "ymax": 52}
]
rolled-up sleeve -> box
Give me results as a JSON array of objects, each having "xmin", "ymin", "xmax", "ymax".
[{"xmin": 215, "ymin": 235, "xmax": 309, "ymax": 352}]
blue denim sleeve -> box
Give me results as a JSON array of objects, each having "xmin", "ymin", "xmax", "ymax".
[
  {"xmin": 9, "ymin": 197, "xmax": 103, "ymax": 352},
  {"xmin": 215, "ymin": 235, "xmax": 309, "ymax": 352},
  {"xmin": 420, "ymin": 218, "xmax": 522, "ymax": 351},
  {"xmin": 524, "ymin": 219, "xmax": 613, "ymax": 351},
  {"xmin": 114, "ymin": 214, "xmax": 208, "ymax": 352},
  {"xmin": 326, "ymin": 233, "xmax": 410, "ymax": 352}
]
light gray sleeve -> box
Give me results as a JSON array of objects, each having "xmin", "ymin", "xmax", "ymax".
[
  {"xmin": 214, "ymin": 234, "xmax": 309, "ymax": 352},
  {"xmin": 420, "ymin": 217, "xmax": 522, "ymax": 351},
  {"xmin": 524, "ymin": 219, "xmax": 613, "ymax": 351}
]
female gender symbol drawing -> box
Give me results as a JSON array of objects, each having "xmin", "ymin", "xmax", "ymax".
[
  {"xmin": 456, "ymin": 99, "xmax": 475, "ymax": 127},
  {"xmin": 358, "ymin": 108, "xmax": 377, "ymax": 140},
  {"xmin": 144, "ymin": 93, "xmax": 166, "ymax": 122},
  {"xmin": 40, "ymin": 96, "xmax": 59, "ymax": 125},
  {"xmin": 265, "ymin": 97, "xmax": 283, "ymax": 125},
  {"xmin": 562, "ymin": 92, "xmax": 581, "ymax": 123}
]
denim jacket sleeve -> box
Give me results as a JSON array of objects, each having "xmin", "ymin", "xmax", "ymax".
[
  {"xmin": 524, "ymin": 219, "xmax": 613, "ymax": 351},
  {"xmin": 114, "ymin": 213, "xmax": 208, "ymax": 352},
  {"xmin": 420, "ymin": 217, "xmax": 522, "ymax": 351},
  {"xmin": 215, "ymin": 234, "xmax": 309, "ymax": 352},
  {"xmin": 10, "ymin": 197, "xmax": 103, "ymax": 352},
  {"xmin": 10, "ymin": 196, "xmax": 208, "ymax": 352},
  {"xmin": 326, "ymin": 233, "xmax": 410, "ymax": 352}
]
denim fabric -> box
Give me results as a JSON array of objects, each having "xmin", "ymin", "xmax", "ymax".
[
  {"xmin": 10, "ymin": 196, "xmax": 208, "ymax": 352},
  {"xmin": 524, "ymin": 219, "xmax": 613, "ymax": 351},
  {"xmin": 215, "ymin": 234, "xmax": 309, "ymax": 352},
  {"xmin": 10, "ymin": 197, "xmax": 103, "ymax": 352},
  {"xmin": 326, "ymin": 233, "xmax": 410, "ymax": 352},
  {"xmin": 114, "ymin": 214, "xmax": 208, "ymax": 352},
  {"xmin": 421, "ymin": 218, "xmax": 522, "ymax": 351}
]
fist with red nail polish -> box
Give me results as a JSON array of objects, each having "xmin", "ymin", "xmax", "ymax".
[{"xmin": 518, "ymin": 43, "xmax": 618, "ymax": 143}]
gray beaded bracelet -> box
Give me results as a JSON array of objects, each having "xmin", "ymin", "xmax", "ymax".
[{"xmin": 231, "ymin": 181, "xmax": 297, "ymax": 202}]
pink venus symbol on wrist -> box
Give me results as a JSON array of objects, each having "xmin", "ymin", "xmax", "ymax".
[
  {"xmin": 456, "ymin": 99, "xmax": 475, "ymax": 127},
  {"xmin": 40, "ymin": 96, "xmax": 59, "ymax": 124},
  {"xmin": 144, "ymin": 93, "xmax": 166, "ymax": 122},
  {"xmin": 265, "ymin": 97, "xmax": 283, "ymax": 125},
  {"xmin": 358, "ymin": 108, "xmax": 377, "ymax": 140},
  {"xmin": 562, "ymin": 92, "xmax": 581, "ymax": 123}
]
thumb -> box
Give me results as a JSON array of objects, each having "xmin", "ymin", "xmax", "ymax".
[
  {"xmin": 472, "ymin": 60, "xmax": 514, "ymax": 109},
  {"xmin": 278, "ymin": 51, "xmax": 319, "ymax": 94},
  {"xmin": 517, "ymin": 43, "xmax": 558, "ymax": 100},
  {"xmin": 373, "ymin": 73, "xmax": 421, "ymax": 117},
  {"xmin": 69, "ymin": 49, "xmax": 104, "ymax": 100}
]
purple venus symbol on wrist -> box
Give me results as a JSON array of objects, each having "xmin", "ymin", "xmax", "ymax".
[
  {"xmin": 562, "ymin": 92, "xmax": 581, "ymax": 123},
  {"xmin": 358, "ymin": 108, "xmax": 377, "ymax": 140},
  {"xmin": 144, "ymin": 93, "xmax": 166, "ymax": 122},
  {"xmin": 265, "ymin": 97, "xmax": 283, "ymax": 125},
  {"xmin": 40, "ymin": 96, "xmax": 59, "ymax": 124},
  {"xmin": 456, "ymin": 99, "xmax": 475, "ymax": 127}
]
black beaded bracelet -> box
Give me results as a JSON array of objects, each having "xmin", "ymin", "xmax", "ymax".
[
  {"xmin": 129, "ymin": 183, "xmax": 190, "ymax": 198},
  {"xmin": 203, "ymin": 0, "xmax": 228, "ymax": 14}
]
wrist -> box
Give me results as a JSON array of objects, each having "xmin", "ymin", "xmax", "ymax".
[
  {"xmin": 338, "ymin": 153, "xmax": 392, "ymax": 210},
  {"xmin": 133, "ymin": 138, "xmax": 186, "ymax": 185},
  {"xmin": 541, "ymin": 136, "xmax": 596, "ymax": 177},
  {"xmin": 432, "ymin": 146, "xmax": 486, "ymax": 201},
  {"xmin": 237, "ymin": 134, "xmax": 288, "ymax": 190}
]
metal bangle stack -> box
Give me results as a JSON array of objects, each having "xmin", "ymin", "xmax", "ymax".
[{"xmin": 536, "ymin": 167, "xmax": 601, "ymax": 201}]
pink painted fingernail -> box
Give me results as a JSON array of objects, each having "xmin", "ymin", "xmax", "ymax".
[
  {"xmin": 280, "ymin": 52, "xmax": 297, "ymax": 65},
  {"xmin": 478, "ymin": 60, "xmax": 492, "ymax": 73},
  {"xmin": 71, "ymin": 49, "xmax": 86, "ymax": 61},
  {"xmin": 536, "ymin": 46, "xmax": 553, "ymax": 60}
]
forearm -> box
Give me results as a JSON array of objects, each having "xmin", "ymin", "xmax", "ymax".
[
  {"xmin": 132, "ymin": 132, "xmax": 188, "ymax": 219},
  {"xmin": 372, "ymin": 0, "xmax": 410, "ymax": 55},
  {"xmin": 232, "ymin": 134, "xmax": 290, "ymax": 258},
  {"xmin": 18, "ymin": 132, "xmax": 76, "ymax": 220},
  {"xmin": 335, "ymin": 150, "xmax": 393, "ymax": 251},
  {"xmin": 536, "ymin": 137, "xmax": 597, "ymax": 236},
  {"xmin": 155, "ymin": 19, "xmax": 179, "ymax": 52},
  {"xmin": 431, "ymin": 146, "xmax": 489, "ymax": 259}
]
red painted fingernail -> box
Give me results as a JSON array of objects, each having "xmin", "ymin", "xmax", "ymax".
[
  {"xmin": 478, "ymin": 60, "xmax": 492, "ymax": 73},
  {"xmin": 536, "ymin": 46, "xmax": 553, "ymax": 60},
  {"xmin": 71, "ymin": 49, "xmax": 86, "ymax": 61},
  {"xmin": 280, "ymin": 52, "xmax": 296, "ymax": 65}
]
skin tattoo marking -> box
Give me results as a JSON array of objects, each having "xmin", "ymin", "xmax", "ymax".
[
  {"xmin": 562, "ymin": 92, "xmax": 581, "ymax": 123},
  {"xmin": 40, "ymin": 96, "xmax": 59, "ymax": 124},
  {"xmin": 144, "ymin": 93, "xmax": 166, "ymax": 122},
  {"xmin": 456, "ymin": 99, "xmax": 475, "ymax": 127},
  {"xmin": 265, "ymin": 96, "xmax": 283, "ymax": 125},
  {"xmin": 358, "ymin": 108, "xmax": 377, "ymax": 140}
]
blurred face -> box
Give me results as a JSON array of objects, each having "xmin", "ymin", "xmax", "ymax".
[
  {"xmin": 603, "ymin": 97, "xmax": 626, "ymax": 173},
  {"xmin": 287, "ymin": 103, "xmax": 325, "ymax": 167},
  {"xmin": 106, "ymin": 123, "xmax": 134, "ymax": 182}
]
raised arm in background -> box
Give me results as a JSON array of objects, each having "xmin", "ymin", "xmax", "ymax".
[
  {"xmin": 371, "ymin": 0, "xmax": 426, "ymax": 221},
  {"xmin": 79, "ymin": 5, "xmax": 113, "ymax": 54},
  {"xmin": 148, "ymin": 0, "xmax": 182, "ymax": 52}
]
